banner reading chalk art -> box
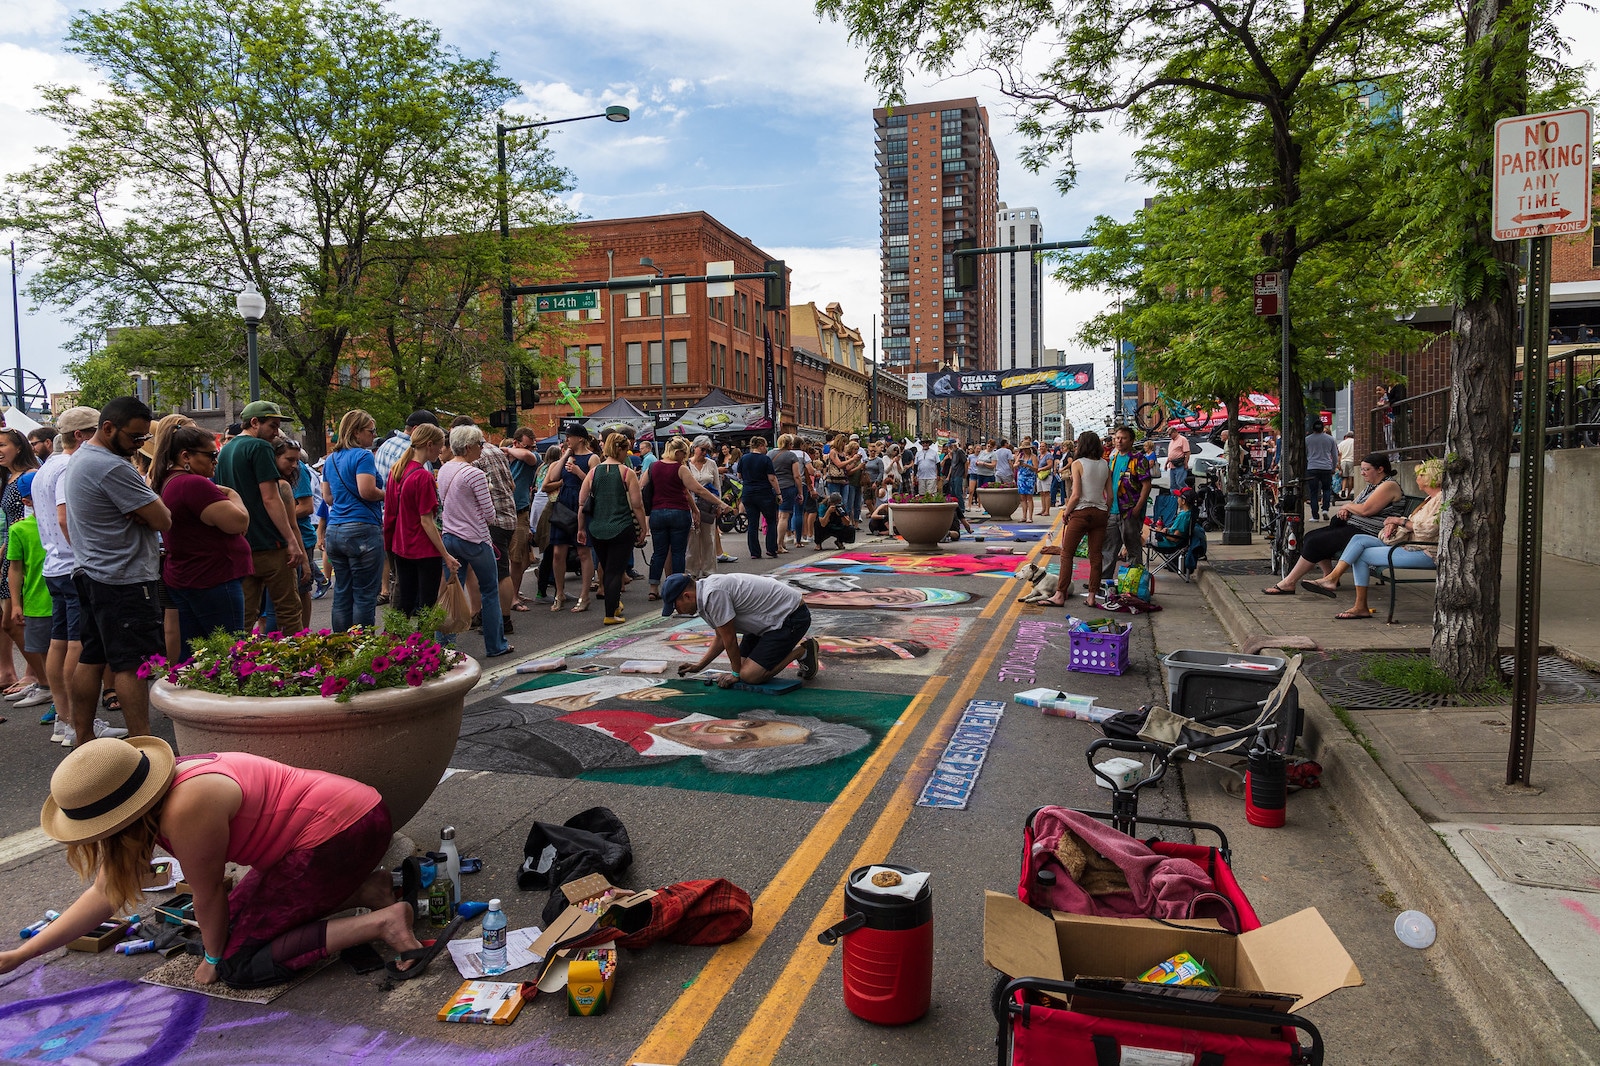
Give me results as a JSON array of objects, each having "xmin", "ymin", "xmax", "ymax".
[
  {"xmin": 654, "ymin": 404, "xmax": 774, "ymax": 438},
  {"xmin": 914, "ymin": 364, "xmax": 1095, "ymax": 401}
]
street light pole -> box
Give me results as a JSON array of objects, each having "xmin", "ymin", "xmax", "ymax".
[
  {"xmin": 497, "ymin": 105, "xmax": 629, "ymax": 431},
  {"xmin": 235, "ymin": 282, "xmax": 267, "ymax": 402},
  {"xmin": 640, "ymin": 257, "xmax": 668, "ymax": 411}
]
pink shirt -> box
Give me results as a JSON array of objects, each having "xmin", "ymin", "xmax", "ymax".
[
  {"xmin": 437, "ymin": 460, "xmax": 494, "ymax": 544},
  {"xmin": 1167, "ymin": 435, "xmax": 1191, "ymax": 465},
  {"xmin": 165, "ymin": 752, "xmax": 380, "ymax": 869}
]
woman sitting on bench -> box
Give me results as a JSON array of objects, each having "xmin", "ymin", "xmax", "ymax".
[{"xmin": 1302, "ymin": 459, "xmax": 1443, "ymax": 619}]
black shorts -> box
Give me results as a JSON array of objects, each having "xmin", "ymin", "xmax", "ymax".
[
  {"xmin": 737, "ymin": 604, "xmax": 811, "ymax": 672},
  {"xmin": 72, "ymin": 572, "xmax": 164, "ymax": 672},
  {"xmin": 489, "ymin": 525, "xmax": 512, "ymax": 581}
]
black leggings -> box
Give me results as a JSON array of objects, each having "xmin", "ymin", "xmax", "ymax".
[
  {"xmin": 393, "ymin": 556, "xmax": 443, "ymax": 617},
  {"xmin": 1298, "ymin": 523, "xmax": 1359, "ymax": 565},
  {"xmin": 591, "ymin": 531, "xmax": 635, "ymax": 616}
]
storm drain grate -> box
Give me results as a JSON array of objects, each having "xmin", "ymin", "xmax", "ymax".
[
  {"xmin": 1303, "ymin": 653, "xmax": 1600, "ymax": 710},
  {"xmin": 1205, "ymin": 559, "xmax": 1275, "ymax": 577},
  {"xmin": 1462, "ymin": 831, "xmax": 1600, "ymax": 892}
]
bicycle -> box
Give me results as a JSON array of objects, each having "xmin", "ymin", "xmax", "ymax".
[
  {"xmin": 1268, "ymin": 478, "xmax": 1305, "ymax": 578},
  {"xmin": 1135, "ymin": 390, "xmax": 1214, "ymax": 434}
]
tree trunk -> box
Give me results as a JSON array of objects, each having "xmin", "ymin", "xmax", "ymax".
[
  {"xmin": 1431, "ymin": 0, "xmax": 1529, "ymax": 688},
  {"xmin": 1223, "ymin": 397, "xmax": 1243, "ymax": 494}
]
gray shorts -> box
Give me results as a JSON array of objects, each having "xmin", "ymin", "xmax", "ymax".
[{"xmin": 23, "ymin": 614, "xmax": 51, "ymax": 655}]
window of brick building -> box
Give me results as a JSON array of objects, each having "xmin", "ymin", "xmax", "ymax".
[
  {"xmin": 1593, "ymin": 233, "xmax": 1600, "ymax": 269},
  {"xmin": 626, "ymin": 342, "xmax": 643, "ymax": 386}
]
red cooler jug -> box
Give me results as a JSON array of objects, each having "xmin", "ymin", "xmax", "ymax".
[{"xmin": 817, "ymin": 864, "xmax": 932, "ymax": 1025}]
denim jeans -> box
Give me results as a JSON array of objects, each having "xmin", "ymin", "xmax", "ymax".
[
  {"xmin": 327, "ymin": 522, "xmax": 383, "ymax": 631},
  {"xmin": 1339, "ymin": 533, "xmax": 1437, "ymax": 587},
  {"xmin": 840, "ymin": 483, "xmax": 861, "ymax": 520},
  {"xmin": 443, "ymin": 534, "xmax": 507, "ymax": 656},
  {"xmin": 1050, "ymin": 473, "xmax": 1067, "ymax": 507},
  {"xmin": 1308, "ymin": 470, "xmax": 1334, "ymax": 516},
  {"xmin": 1169, "ymin": 464, "xmax": 1189, "ymax": 492},
  {"xmin": 780, "ymin": 485, "xmax": 800, "ymax": 525},
  {"xmin": 167, "ymin": 579, "xmax": 245, "ymax": 659},
  {"xmin": 743, "ymin": 495, "xmax": 779, "ymax": 557},
  {"xmin": 648, "ymin": 508, "xmax": 692, "ymax": 584}
]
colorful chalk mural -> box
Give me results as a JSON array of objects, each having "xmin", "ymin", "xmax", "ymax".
[
  {"xmin": 0, "ymin": 971, "xmax": 587, "ymax": 1065},
  {"xmin": 451, "ymin": 672, "xmax": 910, "ymax": 801},
  {"xmin": 916, "ymin": 700, "xmax": 1006, "ymax": 809},
  {"xmin": 799, "ymin": 587, "xmax": 972, "ymax": 610},
  {"xmin": 970, "ymin": 523, "xmax": 1046, "ymax": 542},
  {"xmin": 608, "ymin": 609, "xmax": 971, "ymax": 674},
  {"xmin": 795, "ymin": 551, "xmax": 1026, "ymax": 580}
]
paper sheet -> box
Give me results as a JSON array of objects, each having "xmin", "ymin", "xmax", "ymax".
[{"xmin": 447, "ymin": 926, "xmax": 544, "ymax": 979}]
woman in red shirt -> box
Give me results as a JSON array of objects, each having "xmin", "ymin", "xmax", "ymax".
[
  {"xmin": 382, "ymin": 424, "xmax": 458, "ymax": 616},
  {"xmin": 156, "ymin": 426, "xmax": 253, "ymax": 657}
]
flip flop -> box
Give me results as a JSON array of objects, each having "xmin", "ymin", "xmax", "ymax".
[
  {"xmin": 1300, "ymin": 580, "xmax": 1337, "ymax": 598},
  {"xmin": 386, "ymin": 914, "xmax": 465, "ymax": 981},
  {"xmin": 511, "ymin": 602, "xmax": 531, "ymax": 613},
  {"xmin": 1334, "ymin": 609, "xmax": 1372, "ymax": 620},
  {"xmin": 1260, "ymin": 585, "xmax": 1295, "ymax": 596}
]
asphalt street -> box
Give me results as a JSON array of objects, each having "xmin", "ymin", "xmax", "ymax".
[{"xmin": 0, "ymin": 520, "xmax": 1418, "ymax": 1066}]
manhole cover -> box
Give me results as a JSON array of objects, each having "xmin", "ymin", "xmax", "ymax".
[
  {"xmin": 1462, "ymin": 831, "xmax": 1600, "ymax": 892},
  {"xmin": 1303, "ymin": 653, "xmax": 1600, "ymax": 709},
  {"xmin": 1206, "ymin": 559, "xmax": 1274, "ymax": 576}
]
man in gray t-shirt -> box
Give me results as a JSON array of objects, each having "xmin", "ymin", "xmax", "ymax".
[
  {"xmin": 663, "ymin": 572, "xmax": 818, "ymax": 686},
  {"xmin": 61, "ymin": 396, "xmax": 171, "ymax": 742},
  {"xmin": 1304, "ymin": 423, "xmax": 1338, "ymax": 521}
]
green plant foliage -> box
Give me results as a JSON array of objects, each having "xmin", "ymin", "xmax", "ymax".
[{"xmin": 4, "ymin": 0, "xmax": 577, "ymax": 454}]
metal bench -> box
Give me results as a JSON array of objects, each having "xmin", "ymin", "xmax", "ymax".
[{"xmin": 1370, "ymin": 494, "xmax": 1438, "ymax": 623}]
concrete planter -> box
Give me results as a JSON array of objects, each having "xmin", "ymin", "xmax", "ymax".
[
  {"xmin": 151, "ymin": 658, "xmax": 481, "ymax": 828},
  {"xmin": 888, "ymin": 502, "xmax": 958, "ymax": 553},
  {"xmin": 977, "ymin": 486, "xmax": 1021, "ymax": 520}
]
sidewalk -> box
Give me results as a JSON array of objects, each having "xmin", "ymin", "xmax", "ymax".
[{"xmin": 1197, "ymin": 532, "xmax": 1600, "ymax": 1064}]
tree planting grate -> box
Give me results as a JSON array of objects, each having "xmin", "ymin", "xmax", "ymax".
[
  {"xmin": 1303, "ymin": 653, "xmax": 1600, "ymax": 710},
  {"xmin": 1206, "ymin": 559, "xmax": 1275, "ymax": 577}
]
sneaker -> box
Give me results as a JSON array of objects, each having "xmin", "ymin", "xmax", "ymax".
[
  {"xmin": 311, "ymin": 581, "xmax": 329, "ymax": 600},
  {"xmin": 717, "ymin": 554, "xmax": 737, "ymax": 563},
  {"xmin": 796, "ymin": 637, "xmax": 820, "ymax": 681},
  {"xmin": 55, "ymin": 723, "xmax": 75, "ymax": 747},
  {"xmin": 38, "ymin": 707, "xmax": 55, "ymax": 725},
  {"xmin": 4, "ymin": 683, "xmax": 36, "ymax": 702},
  {"xmin": 16, "ymin": 687, "xmax": 53, "ymax": 709},
  {"xmin": 93, "ymin": 719, "xmax": 129, "ymax": 739}
]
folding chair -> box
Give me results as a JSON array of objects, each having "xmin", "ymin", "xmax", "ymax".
[{"xmin": 1144, "ymin": 510, "xmax": 1204, "ymax": 582}]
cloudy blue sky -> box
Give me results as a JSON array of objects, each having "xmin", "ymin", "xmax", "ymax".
[{"xmin": 2, "ymin": 0, "xmax": 1596, "ymax": 431}]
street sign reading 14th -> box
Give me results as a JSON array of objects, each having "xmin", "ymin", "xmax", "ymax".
[
  {"xmin": 535, "ymin": 291, "xmax": 598, "ymax": 313},
  {"xmin": 1493, "ymin": 108, "xmax": 1593, "ymax": 242}
]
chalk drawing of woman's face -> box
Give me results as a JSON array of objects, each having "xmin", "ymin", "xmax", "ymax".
[{"xmin": 648, "ymin": 718, "xmax": 812, "ymax": 750}]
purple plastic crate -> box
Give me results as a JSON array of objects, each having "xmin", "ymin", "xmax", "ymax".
[{"xmin": 1069, "ymin": 624, "xmax": 1130, "ymax": 676}]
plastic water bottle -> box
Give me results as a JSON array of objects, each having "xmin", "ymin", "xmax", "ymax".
[
  {"xmin": 438, "ymin": 826, "xmax": 462, "ymax": 906},
  {"xmin": 481, "ymin": 898, "xmax": 508, "ymax": 975}
]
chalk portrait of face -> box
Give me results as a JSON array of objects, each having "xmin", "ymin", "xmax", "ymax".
[
  {"xmin": 560, "ymin": 707, "xmax": 870, "ymax": 774},
  {"xmin": 800, "ymin": 586, "xmax": 971, "ymax": 609},
  {"xmin": 506, "ymin": 674, "xmax": 678, "ymax": 712},
  {"xmin": 664, "ymin": 628, "xmax": 931, "ymax": 661},
  {"xmin": 649, "ymin": 717, "xmax": 812, "ymax": 749}
]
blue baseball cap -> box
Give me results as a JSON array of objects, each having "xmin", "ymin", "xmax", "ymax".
[
  {"xmin": 660, "ymin": 573, "xmax": 694, "ymax": 617},
  {"xmin": 15, "ymin": 472, "xmax": 35, "ymax": 499}
]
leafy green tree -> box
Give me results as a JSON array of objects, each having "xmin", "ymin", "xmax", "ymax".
[
  {"xmin": 820, "ymin": 0, "xmax": 1445, "ymax": 498},
  {"xmin": 5, "ymin": 0, "xmax": 575, "ymax": 456}
]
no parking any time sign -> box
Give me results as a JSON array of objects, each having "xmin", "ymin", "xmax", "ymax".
[{"xmin": 1493, "ymin": 108, "xmax": 1593, "ymax": 242}]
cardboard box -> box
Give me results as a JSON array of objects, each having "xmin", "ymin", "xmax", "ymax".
[
  {"xmin": 527, "ymin": 875, "xmax": 656, "ymax": 962},
  {"xmin": 565, "ymin": 949, "xmax": 617, "ymax": 1016},
  {"xmin": 984, "ymin": 891, "xmax": 1361, "ymax": 1032},
  {"xmin": 68, "ymin": 918, "xmax": 130, "ymax": 953},
  {"xmin": 437, "ymin": 980, "xmax": 528, "ymax": 1025}
]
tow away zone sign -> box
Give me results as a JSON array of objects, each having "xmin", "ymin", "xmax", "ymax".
[{"xmin": 1493, "ymin": 108, "xmax": 1593, "ymax": 242}]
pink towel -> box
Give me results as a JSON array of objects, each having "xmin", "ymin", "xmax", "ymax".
[{"xmin": 1030, "ymin": 807, "xmax": 1219, "ymax": 924}]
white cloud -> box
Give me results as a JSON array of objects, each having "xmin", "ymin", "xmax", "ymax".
[
  {"xmin": 0, "ymin": 0, "xmax": 70, "ymax": 38},
  {"xmin": 0, "ymin": 43, "xmax": 99, "ymax": 181}
]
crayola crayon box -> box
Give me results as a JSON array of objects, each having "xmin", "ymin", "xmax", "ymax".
[{"xmin": 437, "ymin": 980, "xmax": 527, "ymax": 1025}]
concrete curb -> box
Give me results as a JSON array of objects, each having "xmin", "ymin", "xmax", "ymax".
[{"xmin": 1197, "ymin": 567, "xmax": 1600, "ymax": 1066}]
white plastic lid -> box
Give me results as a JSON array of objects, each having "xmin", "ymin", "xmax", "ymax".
[
  {"xmin": 488, "ymin": 898, "xmax": 502, "ymax": 910},
  {"xmin": 1394, "ymin": 909, "xmax": 1436, "ymax": 949}
]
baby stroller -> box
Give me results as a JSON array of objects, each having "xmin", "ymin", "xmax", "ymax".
[
  {"xmin": 992, "ymin": 672, "xmax": 1324, "ymax": 1065},
  {"xmin": 717, "ymin": 475, "xmax": 748, "ymax": 534}
]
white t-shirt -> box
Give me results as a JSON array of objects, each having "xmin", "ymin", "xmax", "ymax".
[
  {"xmin": 33, "ymin": 449, "xmax": 75, "ymax": 578},
  {"xmin": 696, "ymin": 573, "xmax": 803, "ymax": 634},
  {"xmin": 915, "ymin": 447, "xmax": 940, "ymax": 479}
]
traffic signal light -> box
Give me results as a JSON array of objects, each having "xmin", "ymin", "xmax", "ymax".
[
  {"xmin": 488, "ymin": 409, "xmax": 509, "ymax": 430},
  {"xmin": 763, "ymin": 259, "xmax": 786, "ymax": 309},
  {"xmin": 954, "ymin": 239, "xmax": 977, "ymax": 290},
  {"xmin": 520, "ymin": 383, "xmax": 541, "ymax": 409}
]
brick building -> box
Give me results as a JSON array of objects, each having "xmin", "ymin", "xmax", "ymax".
[
  {"xmin": 518, "ymin": 212, "xmax": 793, "ymax": 438},
  {"xmin": 1351, "ymin": 229, "xmax": 1600, "ymax": 461},
  {"xmin": 874, "ymin": 97, "xmax": 1000, "ymax": 440},
  {"xmin": 791, "ymin": 301, "xmax": 871, "ymax": 439}
]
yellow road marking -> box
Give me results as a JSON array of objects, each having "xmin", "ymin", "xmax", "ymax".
[
  {"xmin": 627, "ymin": 672, "xmax": 949, "ymax": 1066},
  {"xmin": 723, "ymin": 540, "xmax": 1046, "ymax": 1064}
]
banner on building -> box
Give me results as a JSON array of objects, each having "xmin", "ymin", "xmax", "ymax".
[
  {"xmin": 654, "ymin": 404, "xmax": 774, "ymax": 438},
  {"xmin": 560, "ymin": 415, "xmax": 656, "ymax": 441},
  {"xmin": 919, "ymin": 364, "xmax": 1094, "ymax": 399},
  {"xmin": 762, "ymin": 323, "xmax": 776, "ymax": 425}
]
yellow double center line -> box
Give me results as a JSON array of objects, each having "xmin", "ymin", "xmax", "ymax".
[{"xmin": 629, "ymin": 524, "xmax": 1058, "ymax": 1066}]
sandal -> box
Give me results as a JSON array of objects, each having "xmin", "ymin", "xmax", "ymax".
[
  {"xmin": 386, "ymin": 914, "xmax": 464, "ymax": 981},
  {"xmin": 101, "ymin": 691, "xmax": 123, "ymax": 714},
  {"xmin": 549, "ymin": 594, "xmax": 566, "ymax": 613},
  {"xmin": 511, "ymin": 601, "xmax": 531, "ymax": 613},
  {"xmin": 571, "ymin": 597, "xmax": 591, "ymax": 613},
  {"xmin": 1301, "ymin": 580, "xmax": 1337, "ymax": 598},
  {"xmin": 1260, "ymin": 585, "xmax": 1295, "ymax": 596},
  {"xmin": 1334, "ymin": 609, "xmax": 1372, "ymax": 620}
]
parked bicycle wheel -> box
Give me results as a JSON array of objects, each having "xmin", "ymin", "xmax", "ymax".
[
  {"xmin": 1178, "ymin": 402, "xmax": 1214, "ymax": 432},
  {"xmin": 1136, "ymin": 400, "xmax": 1168, "ymax": 433}
]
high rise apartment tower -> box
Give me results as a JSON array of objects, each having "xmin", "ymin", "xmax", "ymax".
[
  {"xmin": 996, "ymin": 203, "xmax": 1043, "ymax": 441},
  {"xmin": 874, "ymin": 98, "xmax": 1000, "ymax": 438}
]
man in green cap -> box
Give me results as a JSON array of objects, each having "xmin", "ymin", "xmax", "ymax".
[{"xmin": 217, "ymin": 400, "xmax": 305, "ymax": 634}]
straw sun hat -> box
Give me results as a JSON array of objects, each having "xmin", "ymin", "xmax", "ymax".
[{"xmin": 41, "ymin": 737, "xmax": 177, "ymax": 845}]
